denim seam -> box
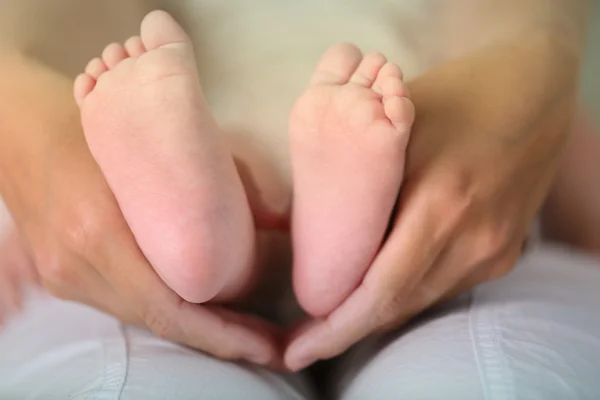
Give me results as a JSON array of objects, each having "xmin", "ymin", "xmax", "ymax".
[
  {"xmin": 469, "ymin": 288, "xmax": 516, "ymax": 400},
  {"xmin": 113, "ymin": 323, "xmax": 129, "ymax": 399},
  {"xmin": 89, "ymin": 322, "xmax": 129, "ymax": 400}
]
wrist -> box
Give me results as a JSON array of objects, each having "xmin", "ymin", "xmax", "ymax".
[
  {"xmin": 0, "ymin": 56, "xmax": 80, "ymax": 194},
  {"xmin": 408, "ymin": 30, "xmax": 578, "ymax": 142}
]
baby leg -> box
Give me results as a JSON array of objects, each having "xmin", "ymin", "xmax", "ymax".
[
  {"xmin": 74, "ymin": 11, "xmax": 256, "ymax": 303},
  {"xmin": 290, "ymin": 44, "xmax": 415, "ymax": 316}
]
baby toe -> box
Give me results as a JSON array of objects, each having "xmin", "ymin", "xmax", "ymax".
[
  {"xmin": 124, "ymin": 36, "xmax": 146, "ymax": 57},
  {"xmin": 384, "ymin": 96, "xmax": 415, "ymax": 133},
  {"xmin": 373, "ymin": 63, "xmax": 405, "ymax": 95},
  {"xmin": 350, "ymin": 52, "xmax": 387, "ymax": 87},
  {"xmin": 310, "ymin": 43, "xmax": 363, "ymax": 86},
  {"xmin": 380, "ymin": 76, "xmax": 409, "ymax": 98},
  {"xmin": 73, "ymin": 74, "xmax": 96, "ymax": 106},
  {"xmin": 102, "ymin": 43, "xmax": 128, "ymax": 69},
  {"xmin": 85, "ymin": 58, "xmax": 108, "ymax": 80}
]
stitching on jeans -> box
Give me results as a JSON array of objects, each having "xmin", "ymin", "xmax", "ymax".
[
  {"xmin": 113, "ymin": 322, "xmax": 130, "ymax": 399},
  {"xmin": 73, "ymin": 334, "xmax": 108, "ymax": 400},
  {"xmin": 87, "ymin": 321, "xmax": 129, "ymax": 400},
  {"xmin": 468, "ymin": 287, "xmax": 516, "ymax": 400},
  {"xmin": 468, "ymin": 291, "xmax": 491, "ymax": 400}
]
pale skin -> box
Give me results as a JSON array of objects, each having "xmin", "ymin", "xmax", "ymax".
[
  {"xmin": 284, "ymin": 0, "xmax": 594, "ymax": 370},
  {"xmin": 74, "ymin": 13, "xmax": 259, "ymax": 305},
  {"xmin": 0, "ymin": 0, "xmax": 597, "ymax": 371},
  {"xmin": 69, "ymin": 12, "xmax": 415, "ymax": 314},
  {"xmin": 290, "ymin": 44, "xmax": 415, "ymax": 317}
]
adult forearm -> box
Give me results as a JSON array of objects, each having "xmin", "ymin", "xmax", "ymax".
[
  {"xmin": 407, "ymin": 30, "xmax": 579, "ymax": 176},
  {"xmin": 0, "ymin": 53, "xmax": 80, "ymax": 195},
  {"xmin": 424, "ymin": 0, "xmax": 590, "ymax": 64},
  {"xmin": 408, "ymin": 0, "xmax": 588, "ymax": 151},
  {"xmin": 0, "ymin": 0, "xmax": 150, "ymax": 78}
]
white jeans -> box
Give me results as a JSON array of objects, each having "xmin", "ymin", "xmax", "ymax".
[{"xmin": 1, "ymin": 245, "xmax": 600, "ymax": 399}]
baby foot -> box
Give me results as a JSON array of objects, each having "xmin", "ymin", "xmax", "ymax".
[
  {"xmin": 74, "ymin": 11, "xmax": 256, "ymax": 303},
  {"xmin": 290, "ymin": 43, "xmax": 415, "ymax": 317},
  {"xmin": 0, "ymin": 229, "xmax": 39, "ymax": 328}
]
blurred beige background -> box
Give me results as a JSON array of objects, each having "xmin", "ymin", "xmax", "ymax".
[
  {"xmin": 581, "ymin": 1, "xmax": 600, "ymax": 125},
  {"xmin": 0, "ymin": 0, "xmax": 597, "ymax": 126}
]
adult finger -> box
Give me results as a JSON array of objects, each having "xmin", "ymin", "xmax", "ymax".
[
  {"xmin": 284, "ymin": 183, "xmax": 454, "ymax": 371},
  {"xmin": 3, "ymin": 230, "xmax": 39, "ymax": 287},
  {"xmin": 89, "ymin": 223, "xmax": 281, "ymax": 367},
  {"xmin": 0, "ymin": 265, "xmax": 21, "ymax": 319},
  {"xmin": 0, "ymin": 250, "xmax": 24, "ymax": 313}
]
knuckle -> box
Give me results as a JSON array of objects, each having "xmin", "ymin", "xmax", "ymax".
[
  {"xmin": 468, "ymin": 222, "xmax": 513, "ymax": 266},
  {"xmin": 440, "ymin": 170, "xmax": 478, "ymax": 214},
  {"xmin": 489, "ymin": 264, "xmax": 513, "ymax": 281},
  {"xmin": 414, "ymin": 279, "xmax": 442, "ymax": 308},
  {"xmin": 360, "ymin": 278, "xmax": 399, "ymax": 325},
  {"xmin": 376, "ymin": 291, "xmax": 405, "ymax": 325},
  {"xmin": 427, "ymin": 176, "xmax": 476, "ymax": 238},
  {"xmin": 35, "ymin": 247, "xmax": 78, "ymax": 289},
  {"xmin": 472, "ymin": 244, "xmax": 521, "ymax": 285},
  {"xmin": 41, "ymin": 280, "xmax": 71, "ymax": 300},
  {"xmin": 488, "ymin": 253, "xmax": 519, "ymax": 281},
  {"xmin": 425, "ymin": 167, "xmax": 494, "ymax": 246},
  {"xmin": 40, "ymin": 262, "xmax": 74, "ymax": 287},
  {"xmin": 59, "ymin": 200, "xmax": 114, "ymax": 256},
  {"xmin": 376, "ymin": 292, "xmax": 423, "ymax": 332},
  {"xmin": 144, "ymin": 308, "xmax": 178, "ymax": 340},
  {"xmin": 480, "ymin": 225, "xmax": 511, "ymax": 257}
]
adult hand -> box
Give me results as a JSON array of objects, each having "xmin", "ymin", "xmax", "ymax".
[
  {"xmin": 0, "ymin": 229, "xmax": 39, "ymax": 327},
  {"xmin": 0, "ymin": 54, "xmax": 282, "ymax": 368},
  {"xmin": 285, "ymin": 32, "xmax": 580, "ymax": 370}
]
